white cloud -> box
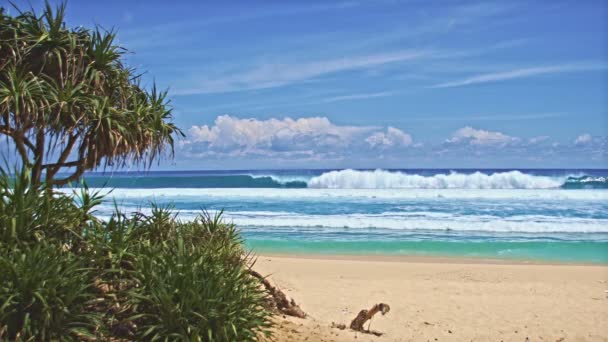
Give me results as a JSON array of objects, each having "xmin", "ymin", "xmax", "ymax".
[
  {"xmin": 446, "ymin": 126, "xmax": 518, "ymax": 146},
  {"xmin": 569, "ymin": 134, "xmax": 607, "ymax": 162},
  {"xmin": 574, "ymin": 133, "xmax": 592, "ymax": 145},
  {"xmin": 320, "ymin": 91, "xmax": 394, "ymax": 104},
  {"xmin": 184, "ymin": 115, "xmax": 380, "ymax": 156},
  {"xmin": 528, "ymin": 136, "xmax": 550, "ymax": 144},
  {"xmin": 174, "ymin": 50, "xmax": 428, "ymax": 95},
  {"xmin": 432, "ymin": 62, "xmax": 607, "ymax": 88},
  {"xmin": 180, "ymin": 117, "xmax": 607, "ymax": 166},
  {"xmin": 366, "ymin": 127, "xmax": 413, "ymax": 148},
  {"xmin": 182, "ymin": 115, "xmax": 420, "ymax": 158}
]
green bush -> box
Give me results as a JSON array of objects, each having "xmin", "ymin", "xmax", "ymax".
[
  {"xmin": 0, "ymin": 168, "xmax": 90, "ymax": 247},
  {"xmin": 0, "ymin": 167, "xmax": 273, "ymax": 341},
  {"xmin": 0, "ymin": 244, "xmax": 100, "ymax": 340},
  {"xmin": 130, "ymin": 237, "xmax": 271, "ymax": 341},
  {"xmin": 1, "ymin": 2, "xmax": 272, "ymax": 339}
]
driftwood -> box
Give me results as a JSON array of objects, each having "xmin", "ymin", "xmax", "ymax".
[
  {"xmin": 349, "ymin": 303, "xmax": 390, "ymax": 335},
  {"xmin": 248, "ymin": 269, "xmax": 307, "ymax": 318}
]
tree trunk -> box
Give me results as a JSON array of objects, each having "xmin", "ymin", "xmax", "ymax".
[{"xmin": 31, "ymin": 130, "xmax": 45, "ymax": 187}]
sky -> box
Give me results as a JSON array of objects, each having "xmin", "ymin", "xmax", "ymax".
[{"xmin": 4, "ymin": 0, "xmax": 608, "ymax": 169}]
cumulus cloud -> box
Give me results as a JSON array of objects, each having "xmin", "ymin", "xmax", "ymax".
[
  {"xmin": 183, "ymin": 115, "xmax": 413, "ymax": 158},
  {"xmin": 446, "ymin": 126, "xmax": 518, "ymax": 146},
  {"xmin": 528, "ymin": 136, "xmax": 550, "ymax": 144},
  {"xmin": 574, "ymin": 133, "xmax": 592, "ymax": 145},
  {"xmin": 569, "ymin": 134, "xmax": 607, "ymax": 162},
  {"xmin": 365, "ymin": 127, "xmax": 413, "ymax": 148},
  {"xmin": 178, "ymin": 117, "xmax": 607, "ymax": 166}
]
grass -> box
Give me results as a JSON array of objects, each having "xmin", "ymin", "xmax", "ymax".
[{"xmin": 0, "ymin": 167, "xmax": 273, "ymax": 341}]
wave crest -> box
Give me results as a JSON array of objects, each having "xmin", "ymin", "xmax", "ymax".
[
  {"xmin": 563, "ymin": 176, "xmax": 608, "ymax": 189},
  {"xmin": 307, "ymin": 169, "xmax": 563, "ymax": 189}
]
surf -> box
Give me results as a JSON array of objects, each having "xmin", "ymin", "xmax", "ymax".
[
  {"xmin": 308, "ymin": 169, "xmax": 564, "ymax": 189},
  {"xmin": 78, "ymin": 169, "xmax": 608, "ymax": 190},
  {"xmin": 80, "ymin": 174, "xmax": 308, "ymax": 189}
]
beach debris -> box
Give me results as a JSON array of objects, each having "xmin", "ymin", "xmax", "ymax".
[
  {"xmin": 248, "ymin": 269, "xmax": 307, "ymax": 318},
  {"xmin": 331, "ymin": 322, "xmax": 347, "ymax": 330},
  {"xmin": 349, "ymin": 303, "xmax": 390, "ymax": 336}
]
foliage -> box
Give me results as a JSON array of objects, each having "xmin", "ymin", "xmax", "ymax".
[
  {"xmin": 0, "ymin": 167, "xmax": 273, "ymax": 341},
  {"xmin": 0, "ymin": 167, "xmax": 90, "ymax": 247},
  {"xmin": 130, "ymin": 235, "xmax": 270, "ymax": 341},
  {"xmin": 0, "ymin": 2, "xmax": 272, "ymax": 340},
  {"xmin": 0, "ymin": 2, "xmax": 183, "ymax": 187},
  {"xmin": 0, "ymin": 244, "xmax": 100, "ymax": 341}
]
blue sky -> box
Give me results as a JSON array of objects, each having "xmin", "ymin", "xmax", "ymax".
[{"xmin": 5, "ymin": 0, "xmax": 608, "ymax": 169}]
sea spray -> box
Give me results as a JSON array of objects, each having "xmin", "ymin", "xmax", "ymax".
[
  {"xmin": 307, "ymin": 169, "xmax": 563, "ymax": 189},
  {"xmin": 77, "ymin": 169, "xmax": 608, "ymax": 189}
]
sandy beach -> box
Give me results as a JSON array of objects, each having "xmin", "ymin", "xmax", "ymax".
[{"xmin": 256, "ymin": 255, "xmax": 608, "ymax": 341}]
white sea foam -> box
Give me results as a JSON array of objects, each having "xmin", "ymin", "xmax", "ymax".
[
  {"xmin": 92, "ymin": 207, "xmax": 608, "ymax": 233},
  {"xmin": 222, "ymin": 213, "xmax": 608, "ymax": 233},
  {"xmin": 66, "ymin": 187, "xmax": 608, "ymax": 201},
  {"xmin": 307, "ymin": 169, "xmax": 563, "ymax": 189}
]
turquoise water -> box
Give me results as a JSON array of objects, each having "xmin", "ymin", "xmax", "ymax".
[
  {"xmin": 244, "ymin": 239, "xmax": 608, "ymax": 263},
  {"xmin": 239, "ymin": 225, "xmax": 608, "ymax": 263},
  {"xmin": 72, "ymin": 169, "xmax": 608, "ymax": 264}
]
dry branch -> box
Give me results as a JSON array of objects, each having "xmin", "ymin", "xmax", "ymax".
[
  {"xmin": 349, "ymin": 303, "xmax": 391, "ymax": 335},
  {"xmin": 248, "ymin": 269, "xmax": 307, "ymax": 318}
]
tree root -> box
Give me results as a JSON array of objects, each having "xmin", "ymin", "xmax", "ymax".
[
  {"xmin": 248, "ymin": 269, "xmax": 307, "ymax": 318},
  {"xmin": 349, "ymin": 303, "xmax": 390, "ymax": 335}
]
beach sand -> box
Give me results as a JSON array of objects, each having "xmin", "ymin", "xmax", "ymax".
[{"xmin": 256, "ymin": 255, "xmax": 608, "ymax": 341}]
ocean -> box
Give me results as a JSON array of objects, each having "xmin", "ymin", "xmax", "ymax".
[{"xmin": 68, "ymin": 169, "xmax": 608, "ymax": 264}]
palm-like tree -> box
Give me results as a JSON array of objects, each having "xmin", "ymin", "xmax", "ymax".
[{"xmin": 0, "ymin": 3, "xmax": 183, "ymax": 186}]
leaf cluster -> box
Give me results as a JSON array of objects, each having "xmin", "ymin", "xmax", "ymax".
[
  {"xmin": 0, "ymin": 2, "xmax": 183, "ymax": 187},
  {"xmin": 0, "ymin": 167, "xmax": 273, "ymax": 341}
]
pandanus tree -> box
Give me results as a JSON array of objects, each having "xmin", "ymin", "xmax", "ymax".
[{"xmin": 0, "ymin": 3, "xmax": 183, "ymax": 186}]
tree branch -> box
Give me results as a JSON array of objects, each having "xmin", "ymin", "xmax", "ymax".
[
  {"xmin": 12, "ymin": 134, "xmax": 33, "ymax": 168},
  {"xmin": 0, "ymin": 126, "xmax": 11, "ymax": 135},
  {"xmin": 42, "ymin": 160, "xmax": 81, "ymax": 169},
  {"xmin": 31, "ymin": 127, "xmax": 46, "ymax": 186},
  {"xmin": 45, "ymin": 133, "xmax": 78, "ymax": 182},
  {"xmin": 0, "ymin": 126, "xmax": 28, "ymax": 165},
  {"xmin": 22, "ymin": 135, "xmax": 35, "ymax": 151},
  {"xmin": 49, "ymin": 164, "xmax": 86, "ymax": 187},
  {"xmin": 48, "ymin": 143, "xmax": 88, "ymax": 187}
]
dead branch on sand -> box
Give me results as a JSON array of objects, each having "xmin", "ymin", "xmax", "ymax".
[
  {"xmin": 349, "ymin": 303, "xmax": 391, "ymax": 336},
  {"xmin": 248, "ymin": 269, "xmax": 307, "ymax": 318}
]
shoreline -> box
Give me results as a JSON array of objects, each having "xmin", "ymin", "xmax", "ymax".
[{"xmin": 255, "ymin": 251, "xmax": 608, "ymax": 266}]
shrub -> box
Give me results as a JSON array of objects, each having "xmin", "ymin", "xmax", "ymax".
[
  {"xmin": 0, "ymin": 167, "xmax": 90, "ymax": 247},
  {"xmin": 0, "ymin": 168, "xmax": 273, "ymax": 341},
  {"xmin": 0, "ymin": 244, "xmax": 100, "ymax": 340},
  {"xmin": 0, "ymin": 2, "xmax": 271, "ymax": 340},
  {"xmin": 129, "ymin": 235, "xmax": 271, "ymax": 341}
]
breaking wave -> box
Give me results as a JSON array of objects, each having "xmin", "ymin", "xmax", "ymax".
[
  {"xmin": 307, "ymin": 170, "xmax": 563, "ymax": 189},
  {"xmin": 78, "ymin": 170, "xmax": 608, "ymax": 189},
  {"xmin": 562, "ymin": 176, "xmax": 608, "ymax": 189}
]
